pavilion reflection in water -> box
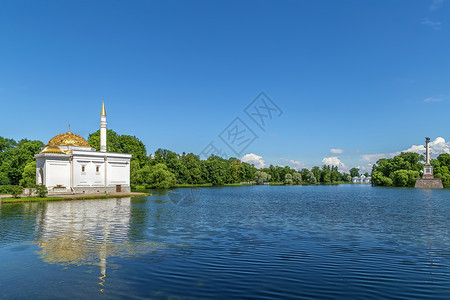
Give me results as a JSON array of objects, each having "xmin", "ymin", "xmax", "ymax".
[{"xmin": 35, "ymin": 198, "xmax": 156, "ymax": 289}]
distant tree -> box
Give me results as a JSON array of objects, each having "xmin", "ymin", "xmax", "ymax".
[
  {"xmin": 143, "ymin": 163, "xmax": 176, "ymax": 189},
  {"xmin": 254, "ymin": 171, "xmax": 271, "ymax": 185},
  {"xmin": 203, "ymin": 155, "xmax": 229, "ymax": 185},
  {"xmin": 306, "ymin": 172, "xmax": 317, "ymax": 184},
  {"xmin": 311, "ymin": 166, "xmax": 321, "ymax": 183},
  {"xmin": 349, "ymin": 168, "xmax": 360, "ymax": 177},
  {"xmin": 292, "ymin": 173, "xmax": 302, "ymax": 184},
  {"xmin": 284, "ymin": 173, "xmax": 293, "ymax": 185},
  {"xmin": 341, "ymin": 173, "xmax": 351, "ymax": 182},
  {"xmin": 372, "ymin": 171, "xmax": 393, "ymax": 186}
]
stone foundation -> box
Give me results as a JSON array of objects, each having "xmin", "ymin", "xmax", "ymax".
[
  {"xmin": 72, "ymin": 186, "xmax": 131, "ymax": 194},
  {"xmin": 47, "ymin": 185, "xmax": 131, "ymax": 195},
  {"xmin": 415, "ymin": 178, "xmax": 443, "ymax": 189}
]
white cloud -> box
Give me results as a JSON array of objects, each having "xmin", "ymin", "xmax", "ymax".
[
  {"xmin": 361, "ymin": 137, "xmax": 450, "ymax": 165},
  {"xmin": 241, "ymin": 153, "xmax": 266, "ymax": 169},
  {"xmin": 322, "ymin": 156, "xmax": 347, "ymax": 171},
  {"xmin": 403, "ymin": 137, "xmax": 450, "ymax": 155},
  {"xmin": 361, "ymin": 152, "xmax": 398, "ymax": 163},
  {"xmin": 279, "ymin": 158, "xmax": 305, "ymax": 170},
  {"xmin": 359, "ymin": 164, "xmax": 373, "ymax": 173},
  {"xmin": 421, "ymin": 18, "xmax": 442, "ymax": 30},
  {"xmin": 424, "ymin": 96, "xmax": 444, "ymax": 102},
  {"xmin": 330, "ymin": 148, "xmax": 344, "ymax": 154},
  {"xmin": 431, "ymin": 0, "xmax": 444, "ymax": 11}
]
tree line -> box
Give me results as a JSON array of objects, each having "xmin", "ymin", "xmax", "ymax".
[{"xmin": 0, "ymin": 129, "xmax": 357, "ymax": 191}]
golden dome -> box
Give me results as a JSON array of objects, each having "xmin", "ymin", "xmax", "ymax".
[
  {"xmin": 47, "ymin": 132, "xmax": 91, "ymax": 147},
  {"xmin": 40, "ymin": 145, "xmax": 66, "ymax": 154}
]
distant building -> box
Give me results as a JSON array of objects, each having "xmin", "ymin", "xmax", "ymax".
[
  {"xmin": 34, "ymin": 101, "xmax": 132, "ymax": 194},
  {"xmin": 352, "ymin": 175, "xmax": 371, "ymax": 184}
]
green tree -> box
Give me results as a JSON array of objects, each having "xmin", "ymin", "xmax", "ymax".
[
  {"xmin": 130, "ymin": 160, "xmax": 141, "ymax": 185},
  {"xmin": 88, "ymin": 129, "xmax": 149, "ymax": 168},
  {"xmin": 284, "ymin": 173, "xmax": 293, "ymax": 184},
  {"xmin": 0, "ymin": 139, "xmax": 43, "ymax": 185},
  {"xmin": 19, "ymin": 161, "xmax": 36, "ymax": 188},
  {"xmin": 311, "ymin": 166, "xmax": 321, "ymax": 183},
  {"xmin": 372, "ymin": 171, "xmax": 393, "ymax": 186},
  {"xmin": 254, "ymin": 171, "xmax": 271, "ymax": 185},
  {"xmin": 349, "ymin": 167, "xmax": 360, "ymax": 177},
  {"xmin": 306, "ymin": 172, "xmax": 317, "ymax": 184},
  {"xmin": 292, "ymin": 173, "xmax": 302, "ymax": 184},
  {"xmin": 144, "ymin": 163, "xmax": 176, "ymax": 189}
]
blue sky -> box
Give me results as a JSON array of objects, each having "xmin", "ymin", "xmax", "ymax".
[{"xmin": 1, "ymin": 0, "xmax": 449, "ymax": 172}]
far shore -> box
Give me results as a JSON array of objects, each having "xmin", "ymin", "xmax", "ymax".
[
  {"xmin": 133, "ymin": 181, "xmax": 356, "ymax": 191},
  {"xmin": 0, "ymin": 192, "xmax": 150, "ymax": 204}
]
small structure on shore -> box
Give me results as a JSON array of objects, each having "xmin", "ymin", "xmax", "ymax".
[
  {"xmin": 34, "ymin": 101, "xmax": 132, "ymax": 195},
  {"xmin": 415, "ymin": 137, "xmax": 443, "ymax": 189},
  {"xmin": 352, "ymin": 175, "xmax": 372, "ymax": 184}
]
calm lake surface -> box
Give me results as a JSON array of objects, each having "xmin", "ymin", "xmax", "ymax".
[{"xmin": 1, "ymin": 185, "xmax": 449, "ymax": 299}]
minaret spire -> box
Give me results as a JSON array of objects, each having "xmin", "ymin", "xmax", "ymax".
[
  {"xmin": 101, "ymin": 99, "xmax": 106, "ymax": 117},
  {"xmin": 100, "ymin": 100, "xmax": 107, "ymax": 152}
]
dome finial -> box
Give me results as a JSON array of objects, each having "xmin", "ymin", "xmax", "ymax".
[
  {"xmin": 101, "ymin": 99, "xmax": 106, "ymax": 116},
  {"xmin": 68, "ymin": 124, "xmax": 71, "ymax": 133}
]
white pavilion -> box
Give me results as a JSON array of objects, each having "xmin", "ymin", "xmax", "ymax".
[{"xmin": 34, "ymin": 101, "xmax": 132, "ymax": 194}]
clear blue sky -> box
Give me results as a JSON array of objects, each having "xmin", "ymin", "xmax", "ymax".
[{"xmin": 1, "ymin": 0, "xmax": 449, "ymax": 172}]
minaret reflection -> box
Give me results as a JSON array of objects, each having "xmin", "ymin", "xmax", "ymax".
[{"xmin": 35, "ymin": 198, "xmax": 156, "ymax": 292}]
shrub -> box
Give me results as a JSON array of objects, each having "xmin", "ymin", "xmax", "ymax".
[
  {"xmin": 35, "ymin": 184, "xmax": 48, "ymax": 198},
  {"xmin": 10, "ymin": 185, "xmax": 23, "ymax": 198}
]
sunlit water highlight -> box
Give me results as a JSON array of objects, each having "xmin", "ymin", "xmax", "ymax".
[{"xmin": 0, "ymin": 185, "xmax": 449, "ymax": 299}]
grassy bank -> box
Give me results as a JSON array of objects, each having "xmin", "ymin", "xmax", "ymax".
[{"xmin": 1, "ymin": 193, "xmax": 150, "ymax": 204}]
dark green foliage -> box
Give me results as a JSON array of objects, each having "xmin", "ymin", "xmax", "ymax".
[
  {"xmin": 0, "ymin": 137, "xmax": 43, "ymax": 185},
  {"xmin": 10, "ymin": 185, "xmax": 23, "ymax": 198},
  {"xmin": 142, "ymin": 163, "xmax": 176, "ymax": 189},
  {"xmin": 349, "ymin": 168, "xmax": 360, "ymax": 177},
  {"xmin": 19, "ymin": 161, "xmax": 36, "ymax": 188},
  {"xmin": 0, "ymin": 185, "xmax": 22, "ymax": 194},
  {"xmin": 372, "ymin": 152, "xmax": 426, "ymax": 187}
]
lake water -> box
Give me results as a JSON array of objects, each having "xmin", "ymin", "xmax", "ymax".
[{"xmin": 0, "ymin": 185, "xmax": 449, "ymax": 299}]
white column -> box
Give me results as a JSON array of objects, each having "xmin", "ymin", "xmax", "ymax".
[
  {"xmin": 425, "ymin": 137, "xmax": 431, "ymax": 165},
  {"xmin": 100, "ymin": 100, "xmax": 107, "ymax": 152}
]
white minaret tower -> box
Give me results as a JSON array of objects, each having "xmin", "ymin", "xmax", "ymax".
[{"xmin": 100, "ymin": 99, "xmax": 107, "ymax": 152}]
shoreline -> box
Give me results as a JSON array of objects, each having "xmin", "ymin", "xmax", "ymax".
[{"xmin": 0, "ymin": 192, "xmax": 151, "ymax": 204}]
